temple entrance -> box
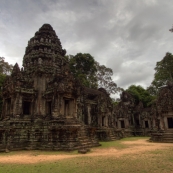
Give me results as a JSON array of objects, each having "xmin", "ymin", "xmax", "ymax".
[
  {"xmin": 102, "ymin": 116, "xmax": 105, "ymax": 126},
  {"xmin": 47, "ymin": 101, "xmax": 52, "ymax": 115},
  {"xmin": 64, "ymin": 100, "xmax": 70, "ymax": 116},
  {"xmin": 145, "ymin": 121, "xmax": 149, "ymax": 128},
  {"xmin": 120, "ymin": 120, "xmax": 125, "ymax": 128},
  {"xmin": 167, "ymin": 118, "xmax": 173, "ymax": 128},
  {"xmin": 23, "ymin": 101, "xmax": 31, "ymax": 115},
  {"xmin": 136, "ymin": 119, "xmax": 140, "ymax": 126},
  {"xmin": 6, "ymin": 98, "xmax": 11, "ymax": 115},
  {"xmin": 64, "ymin": 100, "xmax": 69, "ymax": 116}
]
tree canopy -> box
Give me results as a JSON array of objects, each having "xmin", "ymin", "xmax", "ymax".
[
  {"xmin": 69, "ymin": 53, "xmax": 98, "ymax": 88},
  {"xmin": 126, "ymin": 85, "xmax": 156, "ymax": 107},
  {"xmin": 0, "ymin": 57, "xmax": 13, "ymax": 115},
  {"xmin": 95, "ymin": 62, "xmax": 118, "ymax": 94},
  {"xmin": 149, "ymin": 52, "xmax": 173, "ymax": 94},
  {"xmin": 0, "ymin": 57, "xmax": 13, "ymax": 75},
  {"xmin": 68, "ymin": 53, "xmax": 119, "ymax": 94}
]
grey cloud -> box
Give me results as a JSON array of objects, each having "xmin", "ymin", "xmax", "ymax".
[{"xmin": 1, "ymin": 0, "xmax": 173, "ymax": 92}]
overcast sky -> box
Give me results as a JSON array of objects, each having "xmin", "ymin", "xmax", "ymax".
[{"xmin": 1, "ymin": 0, "xmax": 173, "ymax": 92}]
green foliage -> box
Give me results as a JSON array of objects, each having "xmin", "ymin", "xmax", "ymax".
[
  {"xmin": 126, "ymin": 85, "xmax": 156, "ymax": 107},
  {"xmin": 0, "ymin": 57, "xmax": 13, "ymax": 115},
  {"xmin": 69, "ymin": 53, "xmax": 98, "ymax": 88},
  {"xmin": 150, "ymin": 52, "xmax": 173, "ymax": 94},
  {"xmin": 0, "ymin": 57, "xmax": 13, "ymax": 74},
  {"xmin": 95, "ymin": 62, "xmax": 119, "ymax": 94},
  {"xmin": 0, "ymin": 74, "xmax": 6, "ymax": 115},
  {"xmin": 69, "ymin": 53, "xmax": 119, "ymax": 94},
  {"xmin": 111, "ymin": 98, "xmax": 119, "ymax": 106}
]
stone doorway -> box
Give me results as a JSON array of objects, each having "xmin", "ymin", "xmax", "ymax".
[
  {"xmin": 167, "ymin": 117, "xmax": 173, "ymax": 128},
  {"xmin": 102, "ymin": 116, "xmax": 105, "ymax": 126},
  {"xmin": 23, "ymin": 101, "xmax": 31, "ymax": 115},
  {"xmin": 145, "ymin": 121, "xmax": 149, "ymax": 128},
  {"xmin": 63, "ymin": 98, "xmax": 74, "ymax": 117},
  {"xmin": 47, "ymin": 101, "xmax": 52, "ymax": 115},
  {"xmin": 120, "ymin": 120, "xmax": 125, "ymax": 128},
  {"xmin": 6, "ymin": 98, "xmax": 11, "ymax": 115},
  {"xmin": 64, "ymin": 100, "xmax": 69, "ymax": 116}
]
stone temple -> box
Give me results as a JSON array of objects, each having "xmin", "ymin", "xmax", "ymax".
[
  {"xmin": 1, "ymin": 24, "xmax": 173, "ymax": 152},
  {"xmin": 0, "ymin": 24, "xmax": 116, "ymax": 151}
]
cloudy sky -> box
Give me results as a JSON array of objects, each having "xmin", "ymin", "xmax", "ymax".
[{"xmin": 1, "ymin": 0, "xmax": 173, "ymax": 92}]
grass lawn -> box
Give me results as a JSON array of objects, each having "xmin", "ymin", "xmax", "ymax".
[{"xmin": 0, "ymin": 137, "xmax": 173, "ymax": 173}]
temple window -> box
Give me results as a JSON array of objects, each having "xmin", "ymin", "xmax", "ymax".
[
  {"xmin": 23, "ymin": 101, "xmax": 31, "ymax": 115},
  {"xmin": 167, "ymin": 118, "xmax": 173, "ymax": 128},
  {"xmin": 6, "ymin": 98, "xmax": 11, "ymax": 115},
  {"xmin": 145, "ymin": 121, "xmax": 149, "ymax": 128},
  {"xmin": 64, "ymin": 99, "xmax": 70, "ymax": 116},
  {"xmin": 120, "ymin": 120, "xmax": 125, "ymax": 128},
  {"xmin": 102, "ymin": 116, "xmax": 105, "ymax": 126},
  {"xmin": 136, "ymin": 120, "xmax": 140, "ymax": 126},
  {"xmin": 47, "ymin": 101, "xmax": 52, "ymax": 115}
]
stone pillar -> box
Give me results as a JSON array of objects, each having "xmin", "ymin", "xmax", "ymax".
[
  {"xmin": 118, "ymin": 120, "xmax": 121, "ymax": 129},
  {"xmin": 52, "ymin": 97, "xmax": 59, "ymax": 118},
  {"xmin": 125, "ymin": 118, "xmax": 129, "ymax": 128},
  {"xmin": 105, "ymin": 116, "xmax": 108, "ymax": 127},
  {"xmin": 74, "ymin": 99, "xmax": 77, "ymax": 118},
  {"xmin": 59, "ymin": 97, "xmax": 63, "ymax": 115},
  {"xmin": 34, "ymin": 76, "xmax": 46, "ymax": 116},
  {"xmin": 18, "ymin": 95, "xmax": 23, "ymax": 115},
  {"xmin": 88, "ymin": 105, "xmax": 91, "ymax": 125},
  {"xmin": 13, "ymin": 93, "xmax": 20, "ymax": 116},
  {"xmin": 164, "ymin": 117, "xmax": 168, "ymax": 130},
  {"xmin": 98, "ymin": 116, "xmax": 101, "ymax": 127},
  {"xmin": 160, "ymin": 117, "xmax": 164, "ymax": 130}
]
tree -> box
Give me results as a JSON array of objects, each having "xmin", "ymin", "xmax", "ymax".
[
  {"xmin": 0, "ymin": 57, "xmax": 13, "ymax": 74},
  {"xmin": 126, "ymin": 85, "xmax": 156, "ymax": 107},
  {"xmin": 149, "ymin": 52, "xmax": 173, "ymax": 94},
  {"xmin": 95, "ymin": 62, "xmax": 119, "ymax": 94},
  {"xmin": 69, "ymin": 53, "xmax": 120, "ymax": 94},
  {"xmin": 0, "ymin": 57, "xmax": 13, "ymax": 114},
  {"xmin": 69, "ymin": 53, "xmax": 98, "ymax": 88}
]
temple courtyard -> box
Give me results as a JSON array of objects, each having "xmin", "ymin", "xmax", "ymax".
[{"xmin": 0, "ymin": 137, "xmax": 173, "ymax": 173}]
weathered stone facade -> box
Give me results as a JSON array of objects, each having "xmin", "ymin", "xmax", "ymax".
[
  {"xmin": 1, "ymin": 23, "xmax": 171, "ymax": 152},
  {"xmin": 0, "ymin": 24, "xmax": 102, "ymax": 151},
  {"xmin": 150, "ymin": 84, "xmax": 173, "ymax": 142},
  {"xmin": 113, "ymin": 91, "xmax": 153, "ymax": 137}
]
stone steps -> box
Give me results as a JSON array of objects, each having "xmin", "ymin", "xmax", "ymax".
[{"xmin": 150, "ymin": 131, "xmax": 173, "ymax": 143}]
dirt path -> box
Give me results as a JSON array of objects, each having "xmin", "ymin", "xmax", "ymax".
[{"xmin": 0, "ymin": 139, "xmax": 173, "ymax": 164}]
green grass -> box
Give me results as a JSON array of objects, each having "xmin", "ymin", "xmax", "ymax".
[
  {"xmin": 100, "ymin": 136, "xmax": 149, "ymax": 149},
  {"xmin": 120, "ymin": 136, "xmax": 149, "ymax": 141},
  {"xmin": 100, "ymin": 140, "xmax": 127, "ymax": 149},
  {"xmin": 0, "ymin": 137, "xmax": 173, "ymax": 173}
]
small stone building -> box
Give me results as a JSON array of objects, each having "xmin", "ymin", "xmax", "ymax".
[
  {"xmin": 113, "ymin": 91, "xmax": 153, "ymax": 137},
  {"xmin": 150, "ymin": 84, "xmax": 173, "ymax": 142}
]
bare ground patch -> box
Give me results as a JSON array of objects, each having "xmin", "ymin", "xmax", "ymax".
[{"xmin": 0, "ymin": 139, "xmax": 173, "ymax": 164}]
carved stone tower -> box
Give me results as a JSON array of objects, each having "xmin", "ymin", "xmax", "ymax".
[
  {"xmin": 2, "ymin": 24, "xmax": 79, "ymax": 120},
  {"xmin": 0, "ymin": 24, "xmax": 106, "ymax": 151}
]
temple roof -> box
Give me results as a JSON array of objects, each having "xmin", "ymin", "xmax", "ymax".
[
  {"xmin": 24, "ymin": 24, "xmax": 66, "ymax": 62},
  {"xmin": 23, "ymin": 24, "xmax": 66, "ymax": 74}
]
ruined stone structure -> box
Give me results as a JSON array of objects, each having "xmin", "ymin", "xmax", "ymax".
[
  {"xmin": 0, "ymin": 24, "xmax": 102, "ymax": 151},
  {"xmin": 150, "ymin": 84, "xmax": 173, "ymax": 142},
  {"xmin": 113, "ymin": 91, "xmax": 153, "ymax": 137},
  {"xmin": 1, "ymin": 23, "xmax": 169, "ymax": 152},
  {"xmin": 79, "ymin": 87, "xmax": 117, "ymax": 141}
]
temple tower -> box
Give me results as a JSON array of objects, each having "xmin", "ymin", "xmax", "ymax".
[{"xmin": 2, "ymin": 24, "xmax": 78, "ymax": 120}]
